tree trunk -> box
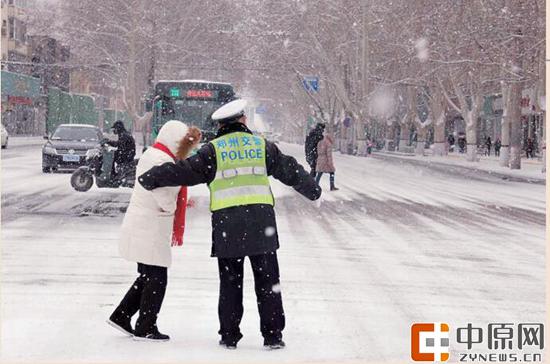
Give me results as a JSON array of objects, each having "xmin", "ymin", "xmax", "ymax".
[
  {"xmin": 507, "ymin": 1, "xmax": 523, "ymax": 170},
  {"xmin": 430, "ymin": 87, "xmax": 447, "ymax": 156},
  {"xmin": 384, "ymin": 119, "xmax": 396, "ymax": 151},
  {"xmin": 509, "ymin": 81, "xmax": 522, "ymax": 169},
  {"xmin": 432, "ymin": 112, "xmax": 446, "ymax": 157},
  {"xmin": 398, "ymin": 122, "xmax": 410, "ymax": 150},
  {"xmin": 415, "ymin": 126, "xmax": 426, "ymax": 156},
  {"xmin": 542, "ymin": 117, "xmax": 546, "ymax": 173},
  {"xmin": 499, "ymin": 85, "xmax": 511, "ymax": 166},
  {"xmin": 465, "ymin": 111, "xmax": 478, "ymax": 162}
]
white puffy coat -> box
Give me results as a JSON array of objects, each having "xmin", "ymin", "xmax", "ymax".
[{"xmin": 118, "ymin": 120, "xmax": 189, "ymax": 268}]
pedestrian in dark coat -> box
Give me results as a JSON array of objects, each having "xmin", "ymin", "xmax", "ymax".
[
  {"xmin": 485, "ymin": 136, "xmax": 492, "ymax": 156},
  {"xmin": 105, "ymin": 120, "xmax": 136, "ymax": 172},
  {"xmin": 447, "ymin": 134, "xmax": 456, "ymax": 153},
  {"xmin": 526, "ymin": 138, "xmax": 535, "ymax": 158},
  {"xmin": 304, "ymin": 123, "xmax": 326, "ymax": 176},
  {"xmin": 138, "ymin": 99, "xmax": 321, "ymax": 350},
  {"xmin": 494, "ymin": 138, "xmax": 502, "ymax": 157}
]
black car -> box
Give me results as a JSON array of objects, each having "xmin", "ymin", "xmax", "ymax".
[{"xmin": 42, "ymin": 124, "xmax": 103, "ymax": 172}]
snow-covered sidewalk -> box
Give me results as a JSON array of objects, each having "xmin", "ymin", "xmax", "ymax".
[{"xmin": 372, "ymin": 150, "xmax": 545, "ymax": 184}]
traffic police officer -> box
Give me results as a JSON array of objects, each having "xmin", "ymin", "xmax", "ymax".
[{"xmin": 138, "ymin": 99, "xmax": 321, "ymax": 350}]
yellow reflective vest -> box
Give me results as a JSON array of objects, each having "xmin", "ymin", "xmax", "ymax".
[{"xmin": 209, "ymin": 132, "xmax": 274, "ymax": 211}]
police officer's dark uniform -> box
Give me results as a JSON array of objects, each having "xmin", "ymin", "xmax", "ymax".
[{"xmin": 138, "ymin": 99, "xmax": 321, "ymax": 349}]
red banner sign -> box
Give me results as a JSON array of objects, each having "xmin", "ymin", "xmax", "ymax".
[
  {"xmin": 186, "ymin": 90, "xmax": 213, "ymax": 98},
  {"xmin": 8, "ymin": 96, "xmax": 33, "ymax": 105}
]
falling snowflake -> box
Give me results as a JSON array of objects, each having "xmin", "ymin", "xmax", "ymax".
[
  {"xmin": 272, "ymin": 283, "xmax": 281, "ymax": 293},
  {"xmin": 414, "ymin": 38, "xmax": 429, "ymax": 62},
  {"xmin": 265, "ymin": 226, "xmax": 276, "ymax": 237}
]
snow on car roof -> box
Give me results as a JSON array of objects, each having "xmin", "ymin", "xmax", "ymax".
[
  {"xmin": 157, "ymin": 79, "xmax": 232, "ymax": 85},
  {"xmin": 58, "ymin": 124, "xmax": 99, "ymax": 128}
]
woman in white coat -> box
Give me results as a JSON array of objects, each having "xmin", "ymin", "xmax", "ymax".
[{"xmin": 108, "ymin": 120, "xmax": 201, "ymax": 342}]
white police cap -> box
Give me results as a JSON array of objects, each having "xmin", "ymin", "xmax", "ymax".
[{"xmin": 212, "ymin": 99, "xmax": 247, "ymax": 123}]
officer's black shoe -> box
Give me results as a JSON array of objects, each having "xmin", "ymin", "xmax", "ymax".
[
  {"xmin": 264, "ymin": 339, "xmax": 286, "ymax": 350},
  {"xmin": 107, "ymin": 315, "xmax": 133, "ymax": 337},
  {"xmin": 133, "ymin": 328, "xmax": 170, "ymax": 342},
  {"xmin": 219, "ymin": 339, "xmax": 238, "ymax": 350}
]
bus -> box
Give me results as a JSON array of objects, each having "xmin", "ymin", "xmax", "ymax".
[{"xmin": 147, "ymin": 80, "xmax": 236, "ymax": 142}]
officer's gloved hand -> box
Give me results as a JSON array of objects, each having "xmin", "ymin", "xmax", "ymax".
[{"xmin": 138, "ymin": 171, "xmax": 158, "ymax": 190}]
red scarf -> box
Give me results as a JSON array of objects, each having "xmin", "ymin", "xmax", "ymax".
[{"xmin": 152, "ymin": 142, "xmax": 187, "ymax": 247}]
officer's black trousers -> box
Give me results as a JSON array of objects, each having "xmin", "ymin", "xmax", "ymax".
[
  {"xmin": 308, "ymin": 160, "xmax": 317, "ymax": 177},
  {"xmin": 217, "ymin": 252, "xmax": 285, "ymax": 344},
  {"xmin": 111, "ymin": 263, "xmax": 168, "ymax": 335}
]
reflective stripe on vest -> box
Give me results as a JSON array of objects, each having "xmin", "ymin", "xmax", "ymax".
[{"xmin": 209, "ymin": 132, "xmax": 274, "ymax": 211}]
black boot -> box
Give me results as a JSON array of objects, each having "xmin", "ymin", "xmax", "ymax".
[
  {"xmin": 264, "ymin": 339, "xmax": 286, "ymax": 350},
  {"xmin": 329, "ymin": 173, "xmax": 339, "ymax": 191},
  {"xmin": 133, "ymin": 327, "xmax": 170, "ymax": 342},
  {"xmin": 108, "ymin": 273, "xmax": 146, "ymax": 337},
  {"xmin": 219, "ymin": 337, "xmax": 239, "ymax": 350},
  {"xmin": 107, "ymin": 313, "xmax": 134, "ymax": 337}
]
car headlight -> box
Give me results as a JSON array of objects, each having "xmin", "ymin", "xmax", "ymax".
[
  {"xmin": 86, "ymin": 148, "xmax": 100, "ymax": 158},
  {"xmin": 43, "ymin": 146, "xmax": 57, "ymax": 155}
]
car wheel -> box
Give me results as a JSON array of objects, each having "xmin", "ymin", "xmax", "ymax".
[
  {"xmin": 71, "ymin": 168, "xmax": 93, "ymax": 192},
  {"xmin": 42, "ymin": 166, "xmax": 51, "ymax": 173}
]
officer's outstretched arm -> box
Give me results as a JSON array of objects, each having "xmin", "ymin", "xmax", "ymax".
[
  {"xmin": 266, "ymin": 141, "xmax": 322, "ymax": 200},
  {"xmin": 139, "ymin": 144, "xmax": 215, "ymax": 190}
]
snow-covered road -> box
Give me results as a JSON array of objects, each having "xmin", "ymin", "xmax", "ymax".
[{"xmin": 1, "ymin": 142, "xmax": 545, "ymax": 363}]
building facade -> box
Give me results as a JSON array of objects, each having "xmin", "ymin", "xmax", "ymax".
[{"xmin": 1, "ymin": 0, "xmax": 31, "ymax": 74}]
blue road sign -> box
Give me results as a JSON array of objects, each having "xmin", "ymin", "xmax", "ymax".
[
  {"xmin": 343, "ymin": 117, "xmax": 352, "ymax": 128},
  {"xmin": 302, "ymin": 76, "xmax": 320, "ymax": 92}
]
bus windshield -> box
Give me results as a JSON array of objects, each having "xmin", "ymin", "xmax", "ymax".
[
  {"xmin": 155, "ymin": 98, "xmax": 222, "ymax": 130},
  {"xmin": 151, "ymin": 81, "xmax": 236, "ymax": 142}
]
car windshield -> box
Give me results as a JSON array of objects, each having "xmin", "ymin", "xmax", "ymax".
[{"xmin": 52, "ymin": 126, "xmax": 99, "ymax": 141}]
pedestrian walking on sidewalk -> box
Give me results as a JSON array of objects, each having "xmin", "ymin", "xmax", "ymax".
[
  {"xmin": 457, "ymin": 133, "xmax": 466, "ymax": 153},
  {"xmin": 315, "ymin": 131, "xmax": 339, "ymax": 191},
  {"xmin": 494, "ymin": 138, "xmax": 501, "ymax": 157},
  {"xmin": 526, "ymin": 138, "xmax": 535, "ymax": 158},
  {"xmin": 447, "ymin": 134, "xmax": 455, "ymax": 153},
  {"xmin": 108, "ymin": 121, "xmax": 201, "ymax": 342},
  {"xmin": 305, "ymin": 123, "xmax": 326, "ymax": 176},
  {"xmin": 485, "ymin": 136, "xmax": 492, "ymax": 156},
  {"xmin": 138, "ymin": 99, "xmax": 322, "ymax": 350}
]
